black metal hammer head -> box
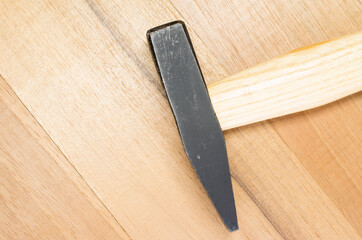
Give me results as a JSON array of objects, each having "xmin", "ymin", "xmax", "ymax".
[{"xmin": 147, "ymin": 21, "xmax": 238, "ymax": 231}]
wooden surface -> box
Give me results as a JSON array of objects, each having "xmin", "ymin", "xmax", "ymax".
[
  {"xmin": 0, "ymin": 77, "xmax": 130, "ymax": 240},
  {"xmin": 209, "ymin": 32, "xmax": 362, "ymax": 130},
  {"xmin": 0, "ymin": 0, "xmax": 361, "ymax": 239}
]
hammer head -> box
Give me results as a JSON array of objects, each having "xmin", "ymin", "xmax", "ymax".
[{"xmin": 147, "ymin": 21, "xmax": 238, "ymax": 231}]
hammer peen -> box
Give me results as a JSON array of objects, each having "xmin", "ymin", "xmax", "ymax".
[{"xmin": 147, "ymin": 21, "xmax": 361, "ymax": 231}]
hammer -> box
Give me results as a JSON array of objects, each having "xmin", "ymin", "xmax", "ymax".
[{"xmin": 147, "ymin": 21, "xmax": 361, "ymax": 231}]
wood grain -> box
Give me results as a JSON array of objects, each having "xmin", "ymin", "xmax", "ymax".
[
  {"xmin": 0, "ymin": 76, "xmax": 130, "ymax": 239},
  {"xmin": 0, "ymin": 0, "xmax": 361, "ymax": 239},
  {"xmin": 209, "ymin": 32, "xmax": 362, "ymax": 130}
]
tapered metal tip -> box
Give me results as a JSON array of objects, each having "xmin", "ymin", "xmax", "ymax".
[
  {"xmin": 225, "ymin": 218, "xmax": 239, "ymax": 232},
  {"xmin": 147, "ymin": 21, "xmax": 238, "ymax": 231}
]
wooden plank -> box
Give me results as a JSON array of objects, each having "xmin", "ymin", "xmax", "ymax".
[
  {"xmin": 0, "ymin": 0, "xmax": 361, "ymax": 239},
  {"xmin": 0, "ymin": 77, "xmax": 130, "ymax": 239},
  {"xmin": 271, "ymin": 94, "xmax": 362, "ymax": 233}
]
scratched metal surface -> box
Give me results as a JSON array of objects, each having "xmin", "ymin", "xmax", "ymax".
[{"xmin": 148, "ymin": 21, "xmax": 237, "ymax": 231}]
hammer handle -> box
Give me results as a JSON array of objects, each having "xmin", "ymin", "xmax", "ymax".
[{"xmin": 208, "ymin": 31, "xmax": 362, "ymax": 130}]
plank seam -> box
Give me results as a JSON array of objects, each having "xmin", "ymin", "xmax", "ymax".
[
  {"xmin": 230, "ymin": 174, "xmax": 287, "ymax": 240},
  {"xmin": 0, "ymin": 74, "xmax": 133, "ymax": 240},
  {"xmin": 84, "ymin": 0, "xmax": 166, "ymax": 97}
]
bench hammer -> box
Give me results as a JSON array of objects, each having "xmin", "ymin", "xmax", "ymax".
[{"xmin": 147, "ymin": 21, "xmax": 361, "ymax": 231}]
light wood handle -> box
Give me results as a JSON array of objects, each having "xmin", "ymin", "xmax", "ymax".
[{"xmin": 208, "ymin": 31, "xmax": 362, "ymax": 131}]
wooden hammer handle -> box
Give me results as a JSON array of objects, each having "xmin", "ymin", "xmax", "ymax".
[{"xmin": 208, "ymin": 31, "xmax": 362, "ymax": 130}]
